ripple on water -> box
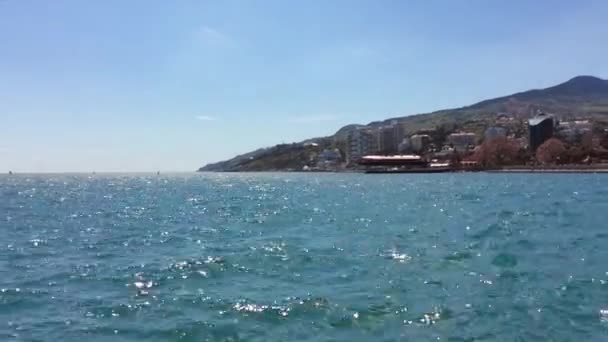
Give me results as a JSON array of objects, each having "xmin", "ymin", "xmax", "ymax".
[
  {"xmin": 1, "ymin": 173, "xmax": 607, "ymax": 341},
  {"xmin": 491, "ymin": 253, "xmax": 518, "ymax": 268},
  {"xmin": 444, "ymin": 250, "xmax": 474, "ymax": 262},
  {"xmin": 380, "ymin": 249, "xmax": 412, "ymax": 263}
]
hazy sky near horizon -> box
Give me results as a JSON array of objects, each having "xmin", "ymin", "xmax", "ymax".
[{"xmin": 1, "ymin": 0, "xmax": 608, "ymax": 172}]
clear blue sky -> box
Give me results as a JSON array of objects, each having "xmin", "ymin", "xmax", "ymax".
[{"xmin": 1, "ymin": 0, "xmax": 607, "ymax": 172}]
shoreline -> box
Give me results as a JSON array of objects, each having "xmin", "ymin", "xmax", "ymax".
[
  {"xmin": 198, "ymin": 163, "xmax": 608, "ymax": 174},
  {"xmin": 488, "ymin": 168, "xmax": 608, "ymax": 173},
  {"xmin": 198, "ymin": 167, "xmax": 608, "ymax": 174}
]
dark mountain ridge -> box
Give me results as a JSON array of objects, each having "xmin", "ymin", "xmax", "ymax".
[{"xmin": 468, "ymin": 76, "xmax": 608, "ymax": 110}]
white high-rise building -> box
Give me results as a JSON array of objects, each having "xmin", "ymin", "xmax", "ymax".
[{"xmin": 347, "ymin": 128, "xmax": 378, "ymax": 163}]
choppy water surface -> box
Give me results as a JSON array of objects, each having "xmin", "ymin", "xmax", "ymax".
[{"xmin": 2, "ymin": 173, "xmax": 608, "ymax": 341}]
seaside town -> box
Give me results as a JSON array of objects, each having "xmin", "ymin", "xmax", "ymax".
[
  {"xmin": 308, "ymin": 111, "xmax": 608, "ymax": 173},
  {"xmin": 198, "ymin": 76, "xmax": 608, "ymax": 173}
]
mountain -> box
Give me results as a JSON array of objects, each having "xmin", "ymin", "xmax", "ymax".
[
  {"xmin": 467, "ymin": 75, "xmax": 608, "ymax": 111},
  {"xmin": 200, "ymin": 138, "xmax": 333, "ymax": 172},
  {"xmin": 369, "ymin": 75, "xmax": 608, "ymax": 131},
  {"xmin": 199, "ymin": 76, "xmax": 608, "ymax": 171}
]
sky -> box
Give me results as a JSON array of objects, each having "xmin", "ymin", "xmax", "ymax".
[{"xmin": 1, "ymin": 0, "xmax": 607, "ymax": 172}]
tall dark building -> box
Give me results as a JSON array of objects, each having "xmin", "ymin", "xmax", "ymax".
[
  {"xmin": 378, "ymin": 125, "xmax": 397, "ymax": 153},
  {"xmin": 528, "ymin": 115, "xmax": 554, "ymax": 151}
]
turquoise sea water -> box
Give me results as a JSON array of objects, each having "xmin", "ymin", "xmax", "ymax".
[{"xmin": 1, "ymin": 173, "xmax": 608, "ymax": 341}]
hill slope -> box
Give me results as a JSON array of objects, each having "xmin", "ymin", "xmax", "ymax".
[{"xmin": 199, "ymin": 76, "xmax": 608, "ymax": 171}]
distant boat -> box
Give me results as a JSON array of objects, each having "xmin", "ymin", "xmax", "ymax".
[
  {"xmin": 157, "ymin": 171, "xmax": 160, "ymax": 175},
  {"xmin": 8, "ymin": 171, "xmax": 13, "ymax": 175}
]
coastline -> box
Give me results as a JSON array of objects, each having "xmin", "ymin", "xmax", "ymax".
[
  {"xmin": 198, "ymin": 162, "xmax": 608, "ymax": 174},
  {"xmin": 198, "ymin": 167, "xmax": 608, "ymax": 174},
  {"xmin": 489, "ymin": 168, "xmax": 608, "ymax": 173},
  {"xmin": 489, "ymin": 164, "xmax": 608, "ymax": 173}
]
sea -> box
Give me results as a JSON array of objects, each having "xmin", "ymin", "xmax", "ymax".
[{"xmin": 1, "ymin": 173, "xmax": 608, "ymax": 341}]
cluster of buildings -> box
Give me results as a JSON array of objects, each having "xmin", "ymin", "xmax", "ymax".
[
  {"xmin": 343, "ymin": 123, "xmax": 479, "ymax": 164},
  {"xmin": 446, "ymin": 132, "xmax": 477, "ymax": 152},
  {"xmin": 343, "ymin": 120, "xmax": 408, "ymax": 163},
  {"xmin": 557, "ymin": 120, "xmax": 593, "ymax": 147},
  {"xmin": 316, "ymin": 111, "xmax": 598, "ymax": 169}
]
